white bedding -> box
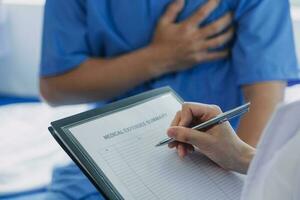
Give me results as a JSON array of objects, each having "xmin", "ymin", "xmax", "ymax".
[
  {"xmin": 0, "ymin": 103, "xmax": 89, "ymax": 195},
  {"xmin": 285, "ymin": 84, "xmax": 300, "ymax": 103}
]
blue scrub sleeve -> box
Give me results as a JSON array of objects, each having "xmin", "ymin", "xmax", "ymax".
[
  {"xmin": 232, "ymin": 0, "xmax": 299, "ymax": 85},
  {"xmin": 40, "ymin": 0, "xmax": 90, "ymax": 77}
]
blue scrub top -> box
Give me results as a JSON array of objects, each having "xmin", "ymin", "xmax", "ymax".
[{"xmin": 40, "ymin": 0, "xmax": 299, "ymax": 199}]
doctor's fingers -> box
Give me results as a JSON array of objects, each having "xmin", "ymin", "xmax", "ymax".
[
  {"xmin": 168, "ymin": 141, "xmax": 194, "ymax": 151},
  {"xmin": 167, "ymin": 126, "xmax": 214, "ymax": 148},
  {"xmin": 171, "ymin": 111, "xmax": 182, "ymax": 126},
  {"xmin": 159, "ymin": 0, "xmax": 185, "ymax": 25},
  {"xmin": 172, "ymin": 103, "xmax": 223, "ymax": 128},
  {"xmin": 171, "ymin": 106, "xmax": 204, "ymax": 128},
  {"xmin": 169, "ymin": 142, "xmax": 195, "ymax": 158},
  {"xmin": 178, "ymin": 103, "xmax": 222, "ymax": 127}
]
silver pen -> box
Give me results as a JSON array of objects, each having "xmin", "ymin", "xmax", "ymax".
[{"xmin": 155, "ymin": 102, "xmax": 251, "ymax": 147}]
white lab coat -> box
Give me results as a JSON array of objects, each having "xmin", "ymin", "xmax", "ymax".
[{"xmin": 241, "ymin": 101, "xmax": 300, "ymax": 200}]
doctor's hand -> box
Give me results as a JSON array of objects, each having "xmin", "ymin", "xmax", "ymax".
[
  {"xmin": 150, "ymin": 0, "xmax": 234, "ymax": 75},
  {"xmin": 167, "ymin": 103, "xmax": 255, "ymax": 174}
]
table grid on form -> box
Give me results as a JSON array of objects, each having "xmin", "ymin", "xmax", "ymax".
[{"xmin": 98, "ymin": 129, "xmax": 243, "ymax": 200}]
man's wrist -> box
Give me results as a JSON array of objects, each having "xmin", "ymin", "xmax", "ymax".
[{"xmin": 142, "ymin": 44, "xmax": 176, "ymax": 77}]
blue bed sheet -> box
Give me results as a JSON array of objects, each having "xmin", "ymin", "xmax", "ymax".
[
  {"xmin": 0, "ymin": 96, "xmax": 40, "ymax": 106},
  {"xmin": 288, "ymin": 80, "xmax": 300, "ymax": 86}
]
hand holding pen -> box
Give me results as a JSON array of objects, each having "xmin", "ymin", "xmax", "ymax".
[
  {"xmin": 156, "ymin": 102, "xmax": 250, "ymax": 147},
  {"xmin": 157, "ymin": 102, "xmax": 254, "ymax": 174}
]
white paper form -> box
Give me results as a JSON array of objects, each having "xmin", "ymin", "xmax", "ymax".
[{"xmin": 69, "ymin": 93, "xmax": 244, "ymax": 200}]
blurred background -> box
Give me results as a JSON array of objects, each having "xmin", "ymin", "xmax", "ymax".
[
  {"xmin": 0, "ymin": 0, "xmax": 299, "ymax": 199},
  {"xmin": 0, "ymin": 0, "xmax": 299, "ymax": 99}
]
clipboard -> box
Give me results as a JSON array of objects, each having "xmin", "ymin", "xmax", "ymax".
[
  {"xmin": 49, "ymin": 86, "xmax": 244, "ymax": 200},
  {"xmin": 48, "ymin": 87, "xmax": 183, "ymax": 200}
]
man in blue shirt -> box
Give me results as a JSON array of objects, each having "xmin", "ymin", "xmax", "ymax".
[{"xmin": 40, "ymin": 0, "xmax": 299, "ymax": 199}]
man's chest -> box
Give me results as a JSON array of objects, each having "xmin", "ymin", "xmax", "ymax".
[{"xmin": 85, "ymin": 0, "xmax": 233, "ymax": 56}]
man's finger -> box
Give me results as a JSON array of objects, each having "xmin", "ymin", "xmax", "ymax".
[
  {"xmin": 184, "ymin": 0, "xmax": 219, "ymax": 26},
  {"xmin": 201, "ymin": 27, "xmax": 234, "ymax": 50},
  {"xmin": 199, "ymin": 12, "xmax": 233, "ymax": 38},
  {"xmin": 167, "ymin": 126, "xmax": 213, "ymax": 146},
  {"xmin": 160, "ymin": 0, "xmax": 185, "ymax": 25},
  {"xmin": 201, "ymin": 49, "xmax": 230, "ymax": 61}
]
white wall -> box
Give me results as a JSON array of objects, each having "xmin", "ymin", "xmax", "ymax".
[
  {"xmin": 0, "ymin": 1, "xmax": 299, "ymax": 97},
  {"xmin": 0, "ymin": 0, "xmax": 44, "ymax": 97}
]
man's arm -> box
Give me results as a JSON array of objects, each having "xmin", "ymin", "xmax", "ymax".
[
  {"xmin": 40, "ymin": 46, "xmax": 172, "ymax": 106},
  {"xmin": 40, "ymin": 0, "xmax": 234, "ymax": 106},
  {"xmin": 237, "ymin": 81, "xmax": 286, "ymax": 147}
]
